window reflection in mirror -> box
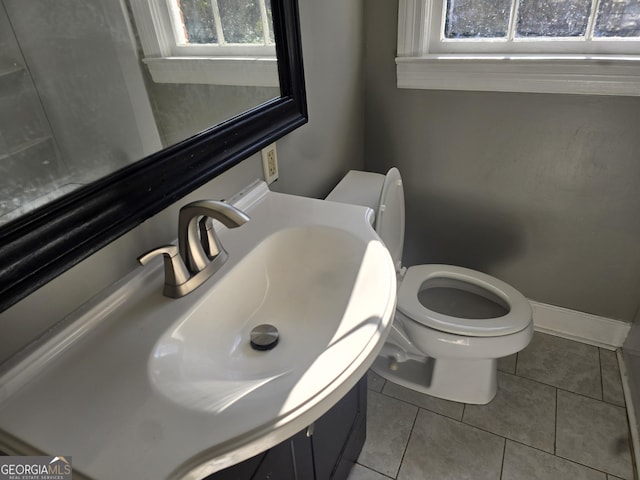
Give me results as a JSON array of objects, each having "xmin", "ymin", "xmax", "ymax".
[
  {"xmin": 0, "ymin": 0, "xmax": 279, "ymax": 225},
  {"xmin": 174, "ymin": 0, "xmax": 275, "ymax": 47}
]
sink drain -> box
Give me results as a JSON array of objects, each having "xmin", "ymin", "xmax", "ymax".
[{"xmin": 250, "ymin": 324, "xmax": 279, "ymax": 351}]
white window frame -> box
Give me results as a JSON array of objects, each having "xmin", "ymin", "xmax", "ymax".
[
  {"xmin": 397, "ymin": 0, "xmax": 640, "ymax": 95},
  {"xmin": 129, "ymin": 0, "xmax": 278, "ymax": 87}
]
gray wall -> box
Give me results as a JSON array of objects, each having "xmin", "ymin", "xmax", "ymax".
[
  {"xmin": 365, "ymin": 0, "xmax": 640, "ymax": 323},
  {"xmin": 0, "ymin": 0, "xmax": 365, "ymax": 365}
]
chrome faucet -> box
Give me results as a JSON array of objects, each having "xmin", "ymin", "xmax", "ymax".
[{"xmin": 138, "ymin": 200, "xmax": 250, "ymax": 298}]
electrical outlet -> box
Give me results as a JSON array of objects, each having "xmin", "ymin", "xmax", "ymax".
[{"xmin": 261, "ymin": 143, "xmax": 279, "ymax": 184}]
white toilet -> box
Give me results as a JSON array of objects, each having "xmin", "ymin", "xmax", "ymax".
[{"xmin": 326, "ymin": 168, "xmax": 533, "ymax": 404}]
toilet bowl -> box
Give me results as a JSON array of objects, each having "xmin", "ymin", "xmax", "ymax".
[{"xmin": 325, "ymin": 168, "xmax": 533, "ymax": 404}]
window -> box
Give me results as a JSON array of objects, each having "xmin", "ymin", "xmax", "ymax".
[
  {"xmin": 165, "ymin": 0, "xmax": 274, "ymax": 56},
  {"xmin": 129, "ymin": 0, "xmax": 278, "ymax": 86},
  {"xmin": 397, "ymin": 0, "xmax": 640, "ymax": 95}
]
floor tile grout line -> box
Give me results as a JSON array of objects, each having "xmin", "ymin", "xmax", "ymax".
[
  {"xmin": 499, "ymin": 437, "xmax": 507, "ymax": 480},
  {"xmin": 502, "ymin": 368, "xmax": 627, "ymax": 407},
  {"xmin": 554, "ymin": 382, "xmax": 629, "ymax": 408},
  {"xmin": 553, "ymin": 450, "xmax": 628, "ymax": 479},
  {"xmin": 602, "ymin": 347, "xmax": 627, "ymax": 408},
  {"xmin": 354, "ymin": 462, "xmax": 394, "ymax": 479},
  {"xmin": 600, "ymin": 347, "xmax": 606, "ymax": 403},
  {"xmin": 505, "ymin": 437, "xmax": 623, "ymax": 478},
  {"xmin": 367, "ymin": 373, "xmax": 387, "ymax": 394},
  {"xmin": 376, "ymin": 385, "xmax": 504, "ymax": 441},
  {"xmin": 375, "ymin": 388, "xmax": 464, "ymax": 421},
  {"xmin": 366, "ymin": 387, "xmax": 419, "ymax": 479},
  {"xmin": 393, "ymin": 406, "xmax": 420, "ymax": 479},
  {"xmin": 457, "ymin": 415, "xmax": 555, "ymax": 455},
  {"xmin": 411, "ymin": 404, "xmax": 520, "ymax": 446},
  {"xmin": 554, "ymin": 387, "xmax": 558, "ymax": 455}
]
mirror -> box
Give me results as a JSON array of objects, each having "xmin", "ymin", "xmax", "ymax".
[
  {"xmin": 0, "ymin": 0, "xmax": 307, "ymax": 311},
  {"xmin": 0, "ymin": 0, "xmax": 282, "ymax": 223}
]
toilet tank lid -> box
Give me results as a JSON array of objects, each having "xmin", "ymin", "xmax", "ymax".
[{"xmin": 325, "ymin": 170, "xmax": 385, "ymax": 211}]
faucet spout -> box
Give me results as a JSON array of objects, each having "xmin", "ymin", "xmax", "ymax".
[{"xmin": 178, "ymin": 200, "xmax": 250, "ymax": 273}]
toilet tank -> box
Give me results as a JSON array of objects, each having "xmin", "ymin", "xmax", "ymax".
[
  {"xmin": 326, "ymin": 169, "xmax": 405, "ymax": 273},
  {"xmin": 325, "ymin": 170, "xmax": 385, "ymax": 212}
]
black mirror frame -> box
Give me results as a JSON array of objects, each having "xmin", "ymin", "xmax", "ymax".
[{"xmin": 0, "ymin": 0, "xmax": 307, "ymax": 313}]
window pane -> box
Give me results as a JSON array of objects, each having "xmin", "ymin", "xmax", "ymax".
[
  {"xmin": 445, "ymin": 0, "xmax": 513, "ymax": 38},
  {"xmin": 179, "ymin": 0, "xmax": 218, "ymax": 44},
  {"xmin": 595, "ymin": 0, "xmax": 640, "ymax": 37},
  {"xmin": 517, "ymin": 0, "xmax": 591, "ymax": 37},
  {"xmin": 219, "ymin": 0, "xmax": 270, "ymax": 44}
]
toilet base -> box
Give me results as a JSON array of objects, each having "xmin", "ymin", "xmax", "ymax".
[{"xmin": 371, "ymin": 355, "xmax": 498, "ymax": 404}]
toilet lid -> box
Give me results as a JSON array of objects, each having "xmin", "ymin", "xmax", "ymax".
[
  {"xmin": 376, "ymin": 168, "xmax": 405, "ymax": 272},
  {"xmin": 397, "ymin": 265, "xmax": 532, "ymax": 337}
]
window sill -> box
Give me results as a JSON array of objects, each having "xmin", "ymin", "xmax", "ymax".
[
  {"xmin": 396, "ymin": 54, "xmax": 640, "ymax": 96},
  {"xmin": 144, "ymin": 56, "xmax": 278, "ymax": 87}
]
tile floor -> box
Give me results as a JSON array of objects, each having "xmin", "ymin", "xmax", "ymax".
[{"xmin": 348, "ymin": 332, "xmax": 636, "ymax": 480}]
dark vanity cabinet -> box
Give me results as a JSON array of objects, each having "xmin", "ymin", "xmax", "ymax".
[
  {"xmin": 208, "ymin": 375, "xmax": 367, "ymax": 480},
  {"xmin": 311, "ymin": 376, "xmax": 368, "ymax": 480}
]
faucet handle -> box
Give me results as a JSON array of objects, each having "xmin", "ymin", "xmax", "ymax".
[
  {"xmin": 138, "ymin": 245, "xmax": 190, "ymax": 298},
  {"xmin": 199, "ymin": 217, "xmax": 223, "ymax": 259}
]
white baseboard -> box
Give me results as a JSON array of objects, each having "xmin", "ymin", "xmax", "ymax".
[{"xmin": 529, "ymin": 300, "xmax": 631, "ymax": 350}]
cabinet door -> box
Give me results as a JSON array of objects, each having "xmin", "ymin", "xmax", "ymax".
[
  {"xmin": 311, "ymin": 376, "xmax": 367, "ymax": 480},
  {"xmin": 206, "ymin": 429, "xmax": 314, "ymax": 480}
]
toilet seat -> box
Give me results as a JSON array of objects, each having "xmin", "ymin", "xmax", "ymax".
[{"xmin": 397, "ymin": 264, "xmax": 532, "ymax": 337}]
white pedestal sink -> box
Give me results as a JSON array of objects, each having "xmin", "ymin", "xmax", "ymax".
[{"xmin": 0, "ymin": 181, "xmax": 397, "ymax": 479}]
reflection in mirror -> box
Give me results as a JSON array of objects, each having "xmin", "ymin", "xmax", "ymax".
[{"xmin": 0, "ymin": 0, "xmax": 279, "ymax": 225}]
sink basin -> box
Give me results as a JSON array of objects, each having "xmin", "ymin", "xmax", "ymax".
[{"xmin": 150, "ymin": 224, "xmax": 390, "ymax": 416}]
